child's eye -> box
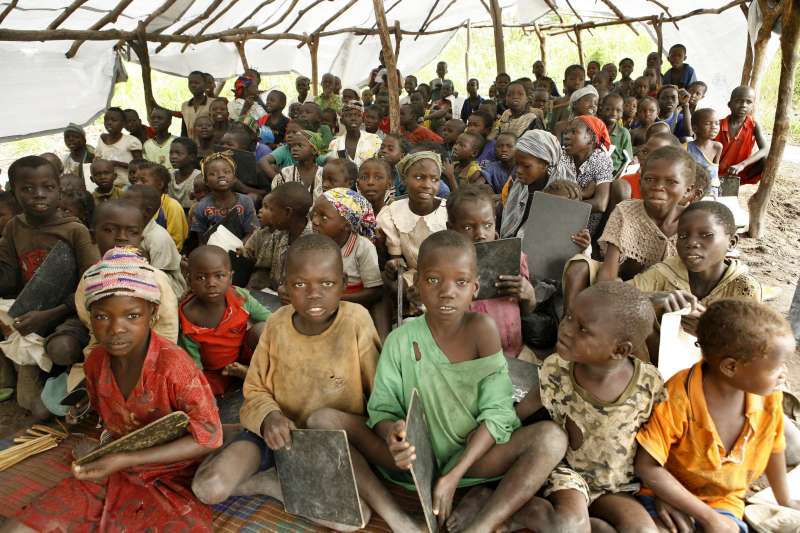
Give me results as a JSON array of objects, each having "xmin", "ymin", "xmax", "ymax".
[
  {"xmin": 677, "ymin": 233, "xmax": 688, "ymax": 239},
  {"xmin": 456, "ymin": 280, "xmax": 468, "ymax": 286},
  {"xmin": 322, "ymin": 281, "xmax": 335, "ymax": 287},
  {"xmin": 128, "ymin": 313, "xmax": 141, "ymax": 320},
  {"xmin": 294, "ymin": 282, "xmax": 305, "ymax": 288},
  {"xmin": 427, "ymin": 277, "xmax": 439, "ymax": 285},
  {"xmin": 462, "ymin": 224, "xmax": 472, "ymax": 230}
]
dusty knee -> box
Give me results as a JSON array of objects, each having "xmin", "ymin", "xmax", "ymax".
[
  {"xmin": 525, "ymin": 421, "xmax": 568, "ymax": 458},
  {"xmin": 306, "ymin": 407, "xmax": 345, "ymax": 430},
  {"xmin": 46, "ymin": 335, "xmax": 83, "ymax": 366},
  {"xmin": 192, "ymin": 470, "xmax": 235, "ymax": 505}
]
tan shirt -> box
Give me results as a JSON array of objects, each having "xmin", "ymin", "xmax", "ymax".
[
  {"xmin": 240, "ymin": 301, "xmax": 381, "ymax": 432},
  {"xmin": 181, "ymin": 97, "xmax": 212, "ymax": 140}
]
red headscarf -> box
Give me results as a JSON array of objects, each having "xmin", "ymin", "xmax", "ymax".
[{"xmin": 576, "ymin": 116, "xmax": 611, "ymax": 151}]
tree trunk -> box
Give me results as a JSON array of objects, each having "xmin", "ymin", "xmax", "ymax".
[
  {"xmin": 372, "ymin": 0, "xmax": 400, "ymax": 133},
  {"xmin": 490, "ymin": 0, "xmax": 506, "ymax": 75},
  {"xmin": 742, "ymin": 32, "xmax": 754, "ymax": 85}
]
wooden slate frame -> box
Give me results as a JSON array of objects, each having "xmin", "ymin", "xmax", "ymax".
[{"xmin": 405, "ymin": 388, "xmax": 438, "ymax": 533}]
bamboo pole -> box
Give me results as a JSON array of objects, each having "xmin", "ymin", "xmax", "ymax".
[
  {"xmin": 489, "ymin": 0, "xmax": 506, "ymax": 75},
  {"xmin": 372, "ymin": 0, "xmax": 401, "ymax": 133},
  {"xmin": 309, "ymin": 35, "xmax": 319, "ymax": 97},
  {"xmin": 748, "ymin": 0, "xmax": 799, "ymax": 238}
]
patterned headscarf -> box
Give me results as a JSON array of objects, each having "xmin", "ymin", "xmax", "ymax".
[
  {"xmin": 294, "ymin": 129, "xmax": 326, "ymax": 156},
  {"xmin": 396, "ymin": 151, "xmax": 443, "ymax": 180},
  {"xmin": 83, "ymin": 247, "xmax": 161, "ymax": 309},
  {"xmin": 233, "ymin": 75, "xmax": 253, "ymax": 99},
  {"xmin": 322, "ymin": 188, "xmax": 377, "ymax": 239},
  {"xmin": 342, "ymin": 99, "xmax": 364, "ymax": 113},
  {"xmin": 576, "ymin": 115, "xmax": 611, "ymax": 150},
  {"xmin": 201, "ymin": 151, "xmax": 237, "ymax": 178}
]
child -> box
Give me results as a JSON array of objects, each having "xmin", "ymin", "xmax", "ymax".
[
  {"xmin": 169, "ymin": 136, "xmax": 202, "ymax": 210},
  {"xmin": 274, "ymin": 130, "xmax": 325, "ymax": 201},
  {"xmin": 311, "ymin": 188, "xmax": 383, "ymax": 307},
  {"xmin": 399, "ymin": 104, "xmax": 443, "ymax": 145},
  {"xmin": 622, "ymin": 96, "xmax": 638, "ymax": 129},
  {"xmin": 357, "ymin": 157, "xmax": 393, "ymax": 216},
  {"xmin": 241, "ymin": 182, "xmax": 312, "ymax": 291},
  {"xmin": 59, "ymin": 189, "xmax": 94, "ymax": 227},
  {"xmin": 127, "ymin": 157, "xmax": 148, "ymax": 184},
  {"xmin": 11, "ymin": 248, "xmax": 222, "ymax": 532},
  {"xmin": 181, "ymin": 70, "xmax": 213, "ymax": 138},
  {"xmin": 61, "ymin": 123, "xmax": 94, "ymax": 182},
  {"xmin": 263, "ymin": 89, "xmax": 289, "ymax": 146},
  {"xmin": 123, "ymin": 108, "xmax": 153, "ymax": 144},
  {"xmin": 644, "ymin": 67, "xmax": 662, "ymax": 97},
  {"xmin": 632, "ymin": 76, "xmax": 651, "ymax": 100},
  {"xmin": 363, "ymin": 106, "xmax": 384, "ymax": 137},
  {"xmin": 617, "ymin": 57, "xmax": 635, "ymax": 97},
  {"xmin": 617, "ymin": 131, "xmax": 682, "ymax": 201},
  {"xmin": 142, "ymin": 107, "xmax": 175, "ymax": 169},
  {"xmin": 314, "ymin": 73, "xmax": 343, "ymax": 113},
  {"xmin": 480, "ymin": 132, "xmax": 516, "ymax": 194},
  {"xmin": 0, "ymin": 192, "xmax": 20, "ymax": 236},
  {"xmin": 94, "ymin": 107, "xmax": 143, "ymax": 185},
  {"xmin": 180, "ymin": 245, "xmax": 269, "ymax": 395},
  {"xmin": 631, "ymin": 96, "xmax": 659, "ymax": 147},
  {"xmin": 191, "ymin": 234, "xmax": 381, "ymax": 531},
  {"xmin": 687, "ymin": 108, "xmax": 723, "ymax": 195},
  {"xmin": 551, "ymin": 85, "xmax": 599, "ymax": 140},
  {"xmin": 321, "ymin": 158, "xmax": 358, "ymax": 191},
  {"xmin": 190, "ymin": 152, "xmax": 259, "ymax": 245},
  {"xmin": 687, "ymin": 80, "xmax": 707, "ymax": 113},
  {"xmin": 135, "ymin": 162, "xmax": 190, "ymax": 251},
  {"xmin": 327, "ymin": 100, "xmax": 382, "ymax": 166},
  {"xmin": 716, "ymin": 85, "xmax": 769, "ymax": 185},
  {"xmin": 379, "ymin": 133, "xmax": 412, "ymax": 195},
  {"xmin": 447, "ymin": 185, "xmax": 534, "ymax": 358},
  {"xmin": 635, "ymin": 299, "xmax": 799, "ymax": 531},
  {"xmin": 599, "ymin": 92, "xmax": 633, "ymax": 175},
  {"xmin": 209, "ymin": 97, "xmax": 231, "ymax": 142},
  {"xmin": 490, "ymin": 82, "xmax": 544, "ymax": 139},
  {"xmin": 657, "ymin": 85, "xmax": 692, "ymax": 139},
  {"xmin": 513, "ymin": 281, "xmax": 664, "ymax": 532},
  {"xmin": 661, "ymin": 43, "xmax": 698, "ymax": 88},
  {"xmin": 549, "ymin": 64, "xmax": 586, "ymax": 130},
  {"xmin": 193, "ymin": 114, "xmax": 216, "ymax": 159},
  {"xmin": 441, "ymin": 118, "xmax": 466, "ymax": 160},
  {"xmin": 90, "ymin": 158, "xmax": 124, "ymax": 204},
  {"xmin": 60, "ymin": 173, "xmax": 85, "ymax": 194},
  {"xmin": 449, "ymin": 132, "xmax": 484, "ymax": 186}
]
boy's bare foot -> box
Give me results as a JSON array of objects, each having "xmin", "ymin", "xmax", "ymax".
[{"xmin": 446, "ymin": 486, "xmax": 492, "ymax": 532}]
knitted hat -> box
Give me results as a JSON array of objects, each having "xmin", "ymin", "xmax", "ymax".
[
  {"xmin": 83, "ymin": 247, "xmax": 161, "ymax": 309},
  {"xmin": 64, "ymin": 123, "xmax": 86, "ymax": 138}
]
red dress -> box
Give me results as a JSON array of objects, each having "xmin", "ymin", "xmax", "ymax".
[
  {"xmin": 716, "ymin": 115, "xmax": 762, "ymax": 185},
  {"xmin": 17, "ymin": 332, "xmax": 223, "ymax": 532}
]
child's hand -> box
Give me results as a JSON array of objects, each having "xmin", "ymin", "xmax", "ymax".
[
  {"xmin": 13, "ymin": 310, "xmax": 53, "ymax": 336},
  {"xmin": 727, "ymin": 163, "xmax": 745, "ymax": 176},
  {"xmin": 699, "ymin": 511, "xmax": 741, "ymax": 533},
  {"xmin": 235, "ymin": 246, "xmax": 246, "ymax": 257},
  {"xmin": 495, "ymin": 275, "xmax": 534, "ymax": 304},
  {"xmin": 571, "ymin": 229, "xmax": 592, "ymax": 251},
  {"xmin": 262, "ymin": 411, "xmax": 296, "ymax": 450},
  {"xmin": 222, "ymin": 362, "xmax": 248, "ymax": 379},
  {"xmin": 384, "ymin": 258, "xmax": 407, "ymax": 280},
  {"xmin": 72, "ymin": 452, "xmax": 129, "ymax": 481},
  {"xmin": 678, "ymin": 88, "xmax": 691, "ymax": 107},
  {"xmin": 651, "ymin": 290, "xmax": 705, "ymax": 316},
  {"xmin": 386, "ymin": 420, "xmax": 416, "ymax": 470},
  {"xmin": 432, "ymin": 473, "xmax": 459, "ymax": 526},
  {"xmin": 581, "ymin": 181, "xmax": 596, "ymax": 200},
  {"xmin": 442, "ymin": 161, "xmax": 455, "ymax": 178},
  {"xmin": 652, "ymin": 497, "xmax": 694, "ymax": 533}
]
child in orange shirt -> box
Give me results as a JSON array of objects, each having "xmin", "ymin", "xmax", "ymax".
[{"xmin": 636, "ymin": 299, "xmax": 799, "ymax": 532}]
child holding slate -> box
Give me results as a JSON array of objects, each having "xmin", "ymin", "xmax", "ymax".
[{"xmin": 12, "ymin": 248, "xmax": 222, "ymax": 532}]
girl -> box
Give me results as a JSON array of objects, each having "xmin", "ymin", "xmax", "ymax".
[
  {"xmin": 311, "ymin": 188, "xmax": 383, "ymax": 307},
  {"xmin": 552, "ymin": 85, "xmax": 599, "ymax": 140},
  {"xmin": 193, "ymin": 114, "xmax": 216, "ymax": 159},
  {"xmin": 631, "ymin": 96, "xmax": 660, "ymax": 148},
  {"xmin": 378, "ymin": 133, "xmax": 412, "ymax": 195},
  {"xmin": 560, "ymin": 116, "xmax": 614, "ymax": 235},
  {"xmin": 61, "ymin": 123, "xmax": 94, "ymax": 183},
  {"xmin": 274, "ymin": 130, "xmax": 324, "ymax": 201},
  {"xmin": 357, "ymin": 157, "xmax": 393, "ymax": 216},
  {"xmin": 10, "ymin": 248, "xmax": 222, "ymax": 532},
  {"xmin": 94, "ymin": 107, "xmax": 143, "ymax": 185},
  {"xmin": 687, "ymin": 108, "xmax": 723, "ymax": 196},
  {"xmin": 489, "ymin": 82, "xmax": 544, "ymax": 140},
  {"xmin": 169, "ymin": 137, "xmax": 202, "ymax": 210}
]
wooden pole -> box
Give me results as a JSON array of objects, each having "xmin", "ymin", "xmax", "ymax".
[
  {"xmin": 309, "ymin": 35, "xmax": 319, "ymax": 97},
  {"xmin": 748, "ymin": 0, "xmax": 800, "ymax": 238},
  {"xmin": 128, "ymin": 23, "xmax": 155, "ymax": 118},
  {"xmin": 575, "ymin": 27, "xmax": 584, "ymax": 68},
  {"xmin": 534, "ymin": 23, "xmax": 546, "ymax": 67},
  {"xmin": 465, "ymin": 21, "xmax": 471, "ymax": 83},
  {"xmin": 234, "ymin": 41, "xmax": 249, "ymax": 71},
  {"xmin": 372, "ymin": 0, "xmax": 400, "ymax": 133},
  {"xmin": 749, "ymin": 0, "xmax": 784, "ymax": 96},
  {"xmin": 741, "ymin": 32, "xmax": 754, "ymax": 85},
  {"xmin": 655, "ymin": 17, "xmax": 664, "ymax": 61},
  {"xmin": 394, "ymin": 20, "xmax": 402, "ymax": 60},
  {"xmin": 489, "ymin": 0, "xmax": 506, "ymax": 75}
]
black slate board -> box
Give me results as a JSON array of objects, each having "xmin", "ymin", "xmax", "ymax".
[
  {"xmin": 522, "ymin": 192, "xmax": 591, "ymax": 282},
  {"xmin": 202, "ymin": 209, "xmax": 245, "ymax": 244},
  {"xmin": 246, "ymin": 288, "xmax": 283, "ymax": 312},
  {"xmin": 9, "ymin": 241, "xmax": 77, "ymax": 321},
  {"xmin": 406, "ymin": 389, "xmax": 438, "ymax": 533},
  {"xmin": 506, "ymin": 357, "xmax": 539, "ymax": 403},
  {"xmin": 720, "ymin": 176, "xmax": 741, "ymax": 197},
  {"xmin": 229, "ymin": 252, "xmax": 255, "ymax": 287},
  {"xmin": 274, "ymin": 429, "xmax": 364, "ymax": 529},
  {"xmin": 474, "ymin": 238, "xmax": 521, "ymax": 301}
]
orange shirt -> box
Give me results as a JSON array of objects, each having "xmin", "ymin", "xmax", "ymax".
[
  {"xmin": 636, "ymin": 362, "xmax": 785, "ymax": 518},
  {"xmin": 715, "ymin": 115, "xmax": 761, "ymax": 184},
  {"xmin": 621, "ymin": 171, "xmax": 641, "ymax": 200}
]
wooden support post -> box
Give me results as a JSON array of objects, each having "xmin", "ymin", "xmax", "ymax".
[
  {"xmin": 394, "ymin": 20, "xmax": 402, "ymax": 61},
  {"xmin": 534, "ymin": 23, "xmax": 546, "ymax": 66},
  {"xmin": 465, "ymin": 22, "xmax": 471, "ymax": 83},
  {"xmin": 372, "ymin": 0, "xmax": 400, "ymax": 133},
  {"xmin": 742, "ymin": 32, "xmax": 754, "ymax": 85},
  {"xmin": 750, "ymin": 0, "xmax": 785, "ymax": 96},
  {"xmin": 654, "ymin": 17, "xmax": 664, "ymax": 60},
  {"xmin": 234, "ymin": 40, "xmax": 249, "ymax": 71},
  {"xmin": 489, "ymin": 0, "xmax": 506, "ymax": 75},
  {"xmin": 128, "ymin": 23, "xmax": 155, "ymax": 118},
  {"xmin": 575, "ymin": 27, "xmax": 584, "ymax": 68},
  {"xmin": 309, "ymin": 35, "xmax": 319, "ymax": 97},
  {"xmin": 748, "ymin": 0, "xmax": 800, "ymax": 238}
]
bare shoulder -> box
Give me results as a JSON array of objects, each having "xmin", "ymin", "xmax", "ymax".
[{"xmin": 463, "ymin": 312, "xmax": 502, "ymax": 358}]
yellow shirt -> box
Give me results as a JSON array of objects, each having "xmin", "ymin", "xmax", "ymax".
[
  {"xmin": 159, "ymin": 194, "xmax": 188, "ymax": 251},
  {"xmin": 636, "ymin": 362, "xmax": 786, "ymax": 518},
  {"xmin": 240, "ymin": 301, "xmax": 380, "ymax": 432}
]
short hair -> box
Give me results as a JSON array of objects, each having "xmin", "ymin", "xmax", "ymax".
[
  {"xmin": 418, "ymin": 230, "xmax": 476, "ymax": 270},
  {"xmin": 268, "ymin": 89, "xmax": 287, "ymax": 107},
  {"xmin": 681, "ymin": 200, "xmax": 736, "ymax": 235},
  {"xmin": 446, "ymin": 184, "xmax": 496, "ymax": 222},
  {"xmin": 8, "ymin": 155, "xmax": 58, "ymax": 189},
  {"xmin": 401, "ymin": 103, "xmax": 420, "ymax": 120},
  {"xmin": 688, "ymin": 80, "xmax": 707, "ymax": 92},
  {"xmin": 669, "ymin": 43, "xmax": 687, "ymax": 54},
  {"xmin": 543, "ymin": 179, "xmax": 582, "ymax": 200},
  {"xmin": 647, "ymin": 132, "xmax": 681, "ymax": 147},
  {"xmin": 587, "ymin": 60, "xmax": 601, "ymax": 67},
  {"xmin": 269, "ymin": 181, "xmax": 313, "ymax": 218},
  {"xmin": 643, "ymin": 146, "xmax": 697, "ymax": 186},
  {"xmin": 359, "ymin": 157, "xmax": 393, "ymax": 178},
  {"xmin": 383, "ymin": 133, "xmax": 411, "ymax": 155},
  {"xmin": 140, "ymin": 162, "xmax": 170, "ymax": 189},
  {"xmin": 0, "ymin": 191, "xmax": 20, "ymax": 213},
  {"xmin": 128, "ymin": 158, "xmax": 148, "ymax": 174},
  {"xmin": 60, "ymin": 189, "xmax": 95, "ymax": 226},
  {"xmin": 582, "ymin": 281, "xmax": 655, "ymax": 346},
  {"xmin": 601, "ymin": 92, "xmax": 624, "ymax": 107},
  {"xmin": 172, "ymin": 136, "xmax": 198, "ymax": 157},
  {"xmin": 693, "ymin": 165, "xmax": 710, "ymax": 197},
  {"xmin": 638, "ymin": 96, "xmax": 659, "ymax": 109},
  {"xmin": 189, "ymin": 70, "xmax": 205, "ymax": 78},
  {"xmin": 92, "ymin": 199, "xmax": 144, "ymax": 229},
  {"xmin": 286, "ymin": 233, "xmax": 343, "ymax": 273},
  {"xmin": 123, "ymin": 108, "xmax": 139, "ymax": 117},
  {"xmin": 657, "ymin": 84, "xmax": 679, "ymax": 98},
  {"xmin": 460, "ymin": 131, "xmax": 485, "ymax": 156},
  {"xmin": 105, "ymin": 106, "xmax": 126, "ymax": 121},
  {"xmin": 188, "ymin": 245, "xmax": 231, "ymax": 271},
  {"xmin": 469, "ymin": 110, "xmax": 495, "ymax": 130},
  {"xmin": 325, "ymin": 158, "xmax": 358, "ymax": 185},
  {"xmin": 150, "ymin": 106, "xmax": 171, "ymax": 119},
  {"xmin": 619, "ymin": 57, "xmax": 634, "ymax": 66},
  {"xmin": 496, "ymin": 72, "xmax": 511, "ymax": 81},
  {"xmin": 564, "ymin": 64, "xmax": 585, "ymax": 77},
  {"xmin": 697, "ymin": 299, "xmax": 792, "ymax": 362},
  {"xmin": 125, "ymin": 183, "xmax": 161, "ymax": 213},
  {"xmin": 691, "ymin": 108, "xmax": 717, "ymax": 126}
]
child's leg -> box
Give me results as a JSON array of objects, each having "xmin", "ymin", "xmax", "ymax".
[
  {"xmin": 15, "ymin": 364, "xmax": 49, "ymax": 420},
  {"xmin": 589, "ymin": 493, "xmax": 659, "ymax": 533},
  {"xmin": 447, "ymin": 421, "xmax": 568, "ymax": 533},
  {"xmin": 191, "ymin": 432, "xmax": 266, "ymax": 504},
  {"xmin": 44, "ymin": 334, "xmax": 83, "ymax": 367},
  {"xmin": 509, "ymin": 489, "xmax": 590, "ymax": 533},
  {"xmin": 245, "ymin": 322, "xmax": 265, "ymax": 351}
]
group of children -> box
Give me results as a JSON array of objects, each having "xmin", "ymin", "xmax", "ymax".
[{"xmin": 0, "ymin": 43, "xmax": 795, "ymax": 533}]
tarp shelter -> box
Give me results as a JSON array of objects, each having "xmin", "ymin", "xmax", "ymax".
[{"xmin": 0, "ymin": 0, "xmax": 757, "ymax": 141}]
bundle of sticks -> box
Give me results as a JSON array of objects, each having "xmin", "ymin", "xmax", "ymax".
[{"xmin": 0, "ymin": 421, "xmax": 69, "ymax": 472}]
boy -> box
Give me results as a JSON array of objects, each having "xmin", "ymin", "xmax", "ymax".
[
  {"xmin": 687, "ymin": 80, "xmax": 707, "ymax": 113},
  {"xmin": 90, "ymin": 159, "xmax": 124, "ymax": 204},
  {"xmin": 181, "ymin": 70, "xmax": 213, "ymax": 139},
  {"xmin": 135, "ymin": 162, "xmax": 189, "ymax": 251},
  {"xmin": 450, "ymin": 132, "xmax": 484, "ymax": 186},
  {"xmin": 123, "ymin": 184, "xmax": 188, "ymax": 299},
  {"xmin": 0, "ymin": 156, "xmax": 99, "ymax": 418},
  {"xmin": 315, "ymin": 73, "xmax": 342, "ymax": 113},
  {"xmin": 242, "ymin": 181, "xmax": 312, "ymax": 291},
  {"xmin": 142, "ymin": 107, "xmax": 175, "ymax": 169},
  {"xmin": 636, "ymin": 299, "xmax": 799, "ymax": 531},
  {"xmin": 400, "ymin": 103, "xmax": 443, "ymax": 144},
  {"xmin": 599, "ymin": 93, "xmax": 633, "ymax": 174},
  {"xmin": 61, "ymin": 123, "xmax": 94, "ymax": 182},
  {"xmin": 687, "ymin": 108, "xmax": 723, "ymax": 195},
  {"xmin": 264, "ymin": 89, "xmax": 289, "ymax": 146},
  {"xmin": 460, "ymin": 78, "xmax": 485, "ymax": 121},
  {"xmin": 617, "ymin": 57, "xmax": 635, "ymax": 97},
  {"xmin": 662, "ymin": 44, "xmax": 698, "ymax": 89},
  {"xmin": 586, "ymin": 60, "xmax": 600, "ymax": 84},
  {"xmin": 123, "ymin": 108, "xmax": 154, "ymax": 144},
  {"xmin": 191, "ymin": 235, "xmax": 381, "ymax": 526},
  {"xmin": 441, "ymin": 118, "xmax": 466, "ymax": 160},
  {"xmin": 290, "ymin": 75, "xmax": 310, "ymax": 106},
  {"xmin": 622, "ymin": 96, "xmax": 637, "ymax": 129},
  {"xmin": 549, "ymin": 64, "xmax": 586, "ymax": 131},
  {"xmin": 715, "ymin": 85, "xmax": 769, "ymax": 185},
  {"xmin": 180, "ymin": 246, "xmax": 269, "ymax": 394},
  {"xmin": 532, "ymin": 60, "xmax": 559, "ymax": 98},
  {"xmin": 631, "ymin": 96, "xmax": 659, "ymax": 148},
  {"xmin": 494, "ymin": 72, "xmax": 512, "ymax": 113},
  {"xmin": 480, "ymin": 132, "xmax": 515, "ymax": 194},
  {"xmin": 429, "ymin": 61, "xmax": 452, "ymax": 101},
  {"xmin": 466, "ymin": 110, "xmax": 497, "ymax": 165}
]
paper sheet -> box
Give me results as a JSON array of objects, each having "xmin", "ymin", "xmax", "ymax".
[
  {"xmin": 658, "ymin": 308, "xmax": 702, "ymax": 381},
  {"xmin": 207, "ymin": 224, "xmax": 243, "ymax": 253}
]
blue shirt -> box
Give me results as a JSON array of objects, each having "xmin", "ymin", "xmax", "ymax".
[{"xmin": 190, "ymin": 192, "xmax": 259, "ymax": 239}]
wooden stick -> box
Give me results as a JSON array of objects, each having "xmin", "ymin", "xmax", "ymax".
[
  {"xmin": 489, "ymin": 0, "xmax": 506, "ymax": 75},
  {"xmin": 154, "ymin": 0, "xmax": 222, "ymax": 53},
  {"xmin": 748, "ymin": 0, "xmax": 799, "ymax": 238},
  {"xmin": 396, "ymin": 266, "xmax": 404, "ymax": 330},
  {"xmin": 262, "ymin": 0, "xmax": 326, "ymax": 50},
  {"xmin": 749, "ymin": 0, "xmax": 785, "ymax": 99},
  {"xmin": 0, "ymin": 26, "xmax": 264, "ymax": 45},
  {"xmin": 372, "ymin": 0, "xmax": 401, "ymax": 133},
  {"xmin": 534, "ymin": 23, "xmax": 546, "ymax": 67},
  {"xmin": 358, "ymin": 0, "xmax": 402, "ymax": 45},
  {"xmin": 415, "ymin": 0, "xmax": 442, "ymax": 41},
  {"xmin": 575, "ymin": 27, "xmax": 584, "ymax": 68},
  {"xmin": 129, "ymin": 23, "xmax": 156, "ymax": 118},
  {"xmin": 257, "ymin": 0, "xmax": 298, "ymax": 32},
  {"xmin": 234, "ymin": 40, "xmax": 249, "ymax": 70},
  {"xmin": 297, "ymin": 0, "xmax": 359, "ymax": 49},
  {"xmin": 542, "ymin": 0, "xmax": 564, "ymax": 24},
  {"xmin": 465, "ymin": 21, "xmax": 471, "ymax": 83},
  {"xmin": 394, "ymin": 20, "xmax": 402, "ymax": 61},
  {"xmin": 655, "ymin": 17, "xmax": 664, "ymax": 61},
  {"xmin": 65, "ymin": 0, "xmax": 133, "ymax": 58},
  {"xmin": 233, "ymin": 0, "xmax": 276, "ymax": 29},
  {"xmin": 599, "ymin": 0, "xmax": 640, "ymax": 35},
  {"xmin": 309, "ymin": 36, "xmax": 319, "ymax": 98},
  {"xmin": 181, "ymin": 0, "xmax": 240, "ymax": 53},
  {"xmin": 425, "ymin": 0, "xmax": 458, "ymax": 30},
  {"xmin": 48, "ymin": 0, "xmax": 89, "ymax": 30},
  {"xmin": 0, "ymin": 0, "xmax": 17, "ymax": 25}
]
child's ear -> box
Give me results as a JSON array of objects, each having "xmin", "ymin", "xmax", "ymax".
[
  {"xmin": 719, "ymin": 356, "xmax": 739, "ymax": 378},
  {"xmin": 472, "ymin": 277, "xmax": 480, "ymax": 300},
  {"xmin": 446, "ymin": 220, "xmax": 453, "ymax": 230},
  {"xmin": 612, "ymin": 340, "xmax": 634, "ymax": 360},
  {"xmin": 729, "ymin": 234, "xmax": 739, "ymax": 250}
]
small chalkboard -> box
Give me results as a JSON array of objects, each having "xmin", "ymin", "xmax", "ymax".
[
  {"xmin": 720, "ymin": 176, "xmax": 741, "ymax": 197},
  {"xmin": 230, "ymin": 252, "xmax": 255, "ymax": 287},
  {"xmin": 9, "ymin": 241, "xmax": 78, "ymax": 321},
  {"xmin": 406, "ymin": 389, "xmax": 438, "ymax": 533},
  {"xmin": 202, "ymin": 209, "xmax": 245, "ymax": 244},
  {"xmin": 274, "ymin": 429, "xmax": 364, "ymax": 529},
  {"xmin": 247, "ymin": 288, "xmax": 283, "ymax": 312},
  {"xmin": 506, "ymin": 357, "xmax": 539, "ymax": 403},
  {"xmin": 522, "ymin": 192, "xmax": 591, "ymax": 282},
  {"xmin": 475, "ymin": 238, "xmax": 521, "ymax": 301}
]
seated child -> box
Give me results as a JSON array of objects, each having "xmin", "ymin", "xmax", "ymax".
[
  {"xmin": 179, "ymin": 246, "xmax": 269, "ymax": 395},
  {"xmin": 193, "ymin": 114, "xmax": 216, "ymax": 160},
  {"xmin": 441, "ymin": 118, "xmax": 466, "ymax": 160},
  {"xmin": 274, "ymin": 130, "xmax": 325, "ymax": 201},
  {"xmin": 356, "ymin": 157, "xmax": 393, "ymax": 216},
  {"xmin": 447, "ymin": 185, "xmax": 535, "ymax": 358},
  {"xmin": 399, "ymin": 103, "xmax": 443, "ymax": 145},
  {"xmin": 716, "ymin": 85, "xmax": 769, "ymax": 185},
  {"xmin": 465, "ymin": 110, "xmax": 497, "ymax": 165},
  {"xmin": 622, "ymin": 96, "xmax": 637, "ymax": 129},
  {"xmin": 61, "ymin": 123, "xmax": 94, "ymax": 182},
  {"xmin": 687, "ymin": 108, "xmax": 723, "ymax": 195},
  {"xmin": 513, "ymin": 281, "xmax": 664, "ymax": 532},
  {"xmin": 491, "ymin": 82, "xmax": 545, "ymax": 139},
  {"xmin": 242, "ymin": 181, "xmax": 312, "ymax": 291},
  {"xmin": 448, "ymin": 132, "xmax": 485, "ymax": 186},
  {"xmin": 321, "ymin": 158, "xmax": 358, "ymax": 191},
  {"xmin": 218, "ymin": 125, "xmax": 270, "ymax": 201},
  {"xmin": 633, "ymin": 76, "xmax": 650, "ymax": 100},
  {"xmin": 142, "ymin": 107, "xmax": 175, "ymax": 169},
  {"xmin": 127, "ymin": 157, "xmax": 148, "ymax": 185},
  {"xmin": 635, "ymin": 299, "xmax": 800, "ymax": 531},
  {"xmin": 190, "ymin": 151, "xmax": 259, "ymax": 247},
  {"xmin": 687, "ymin": 80, "xmax": 707, "ymax": 113},
  {"xmin": 134, "ymin": 161, "xmax": 189, "ymax": 250},
  {"xmin": 616, "ymin": 131, "xmax": 682, "ymax": 202},
  {"xmin": 598, "ymin": 93, "xmax": 633, "ymax": 175},
  {"xmin": 124, "ymin": 185, "xmax": 188, "ymax": 299},
  {"xmin": 661, "ymin": 44, "xmax": 697, "ymax": 89},
  {"xmin": 551, "ymin": 85, "xmax": 598, "ymax": 140},
  {"xmin": 59, "ymin": 189, "xmax": 94, "ymax": 227},
  {"xmin": 59, "ymin": 173, "xmax": 86, "ymax": 194},
  {"xmin": 657, "ymin": 85, "xmax": 692, "ymax": 139},
  {"xmin": 94, "ymin": 107, "xmax": 143, "ymax": 185},
  {"xmin": 11, "ymin": 248, "xmax": 222, "ymax": 531},
  {"xmin": 191, "ymin": 234, "xmax": 381, "ymax": 529},
  {"xmin": 631, "ymin": 96, "xmax": 659, "ymax": 148},
  {"xmin": 90, "ymin": 159, "xmax": 124, "ymax": 204},
  {"xmin": 480, "ymin": 132, "xmax": 516, "ymax": 194},
  {"xmin": 169, "ymin": 136, "xmax": 202, "ymax": 210},
  {"xmin": 378, "ymin": 133, "xmax": 412, "ymax": 195}
]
